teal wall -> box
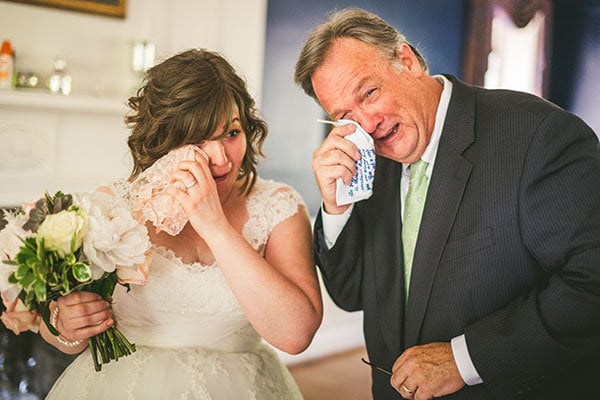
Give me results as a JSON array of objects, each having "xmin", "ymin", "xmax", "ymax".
[{"xmin": 550, "ymin": 0, "xmax": 600, "ymax": 137}]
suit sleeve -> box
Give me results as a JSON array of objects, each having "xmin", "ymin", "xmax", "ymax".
[{"xmin": 314, "ymin": 208, "xmax": 366, "ymax": 312}]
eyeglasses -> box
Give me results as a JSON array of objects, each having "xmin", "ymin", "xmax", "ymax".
[{"xmin": 361, "ymin": 358, "xmax": 392, "ymax": 376}]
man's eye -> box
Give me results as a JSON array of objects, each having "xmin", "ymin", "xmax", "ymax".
[{"xmin": 365, "ymin": 88, "xmax": 377, "ymax": 98}]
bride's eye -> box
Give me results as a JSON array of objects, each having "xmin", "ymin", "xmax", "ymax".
[{"xmin": 227, "ymin": 129, "xmax": 241, "ymax": 138}]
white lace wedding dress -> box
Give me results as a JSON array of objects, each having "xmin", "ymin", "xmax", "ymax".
[{"xmin": 45, "ymin": 178, "xmax": 305, "ymax": 400}]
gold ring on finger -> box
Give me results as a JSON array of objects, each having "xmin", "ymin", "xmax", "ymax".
[{"xmin": 401, "ymin": 384, "xmax": 414, "ymax": 394}]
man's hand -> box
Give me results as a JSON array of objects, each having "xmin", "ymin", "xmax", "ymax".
[
  {"xmin": 312, "ymin": 123, "xmax": 361, "ymax": 214},
  {"xmin": 390, "ymin": 342, "xmax": 465, "ymax": 399}
]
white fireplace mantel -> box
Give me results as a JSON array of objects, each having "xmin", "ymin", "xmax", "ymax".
[
  {"xmin": 0, "ymin": 90, "xmax": 128, "ymax": 115},
  {"xmin": 0, "ymin": 89, "xmax": 132, "ymax": 207}
]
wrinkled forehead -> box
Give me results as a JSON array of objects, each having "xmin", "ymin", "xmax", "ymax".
[{"xmin": 312, "ymin": 40, "xmax": 383, "ymax": 116}]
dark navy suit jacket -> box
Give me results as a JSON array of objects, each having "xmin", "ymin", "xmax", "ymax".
[{"xmin": 314, "ymin": 76, "xmax": 600, "ymax": 399}]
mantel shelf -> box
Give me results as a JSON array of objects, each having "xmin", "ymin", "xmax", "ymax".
[{"xmin": 0, "ymin": 89, "xmax": 128, "ymax": 115}]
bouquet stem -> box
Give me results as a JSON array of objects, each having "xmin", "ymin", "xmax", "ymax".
[{"xmin": 88, "ymin": 326, "xmax": 136, "ymax": 372}]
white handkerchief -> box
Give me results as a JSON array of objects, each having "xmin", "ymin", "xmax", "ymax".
[{"xmin": 318, "ymin": 119, "xmax": 376, "ymax": 205}]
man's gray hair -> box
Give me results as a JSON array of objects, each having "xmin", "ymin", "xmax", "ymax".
[{"xmin": 294, "ymin": 7, "xmax": 428, "ymax": 100}]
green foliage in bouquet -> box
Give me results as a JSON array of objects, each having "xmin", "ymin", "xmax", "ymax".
[{"xmin": 1, "ymin": 191, "xmax": 147, "ymax": 372}]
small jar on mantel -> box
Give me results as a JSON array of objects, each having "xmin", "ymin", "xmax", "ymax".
[{"xmin": 48, "ymin": 57, "xmax": 72, "ymax": 96}]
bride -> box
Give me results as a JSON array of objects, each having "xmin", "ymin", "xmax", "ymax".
[{"xmin": 39, "ymin": 49, "xmax": 323, "ymax": 399}]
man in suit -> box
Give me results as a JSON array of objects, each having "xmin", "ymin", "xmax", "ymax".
[{"xmin": 294, "ymin": 7, "xmax": 600, "ymax": 400}]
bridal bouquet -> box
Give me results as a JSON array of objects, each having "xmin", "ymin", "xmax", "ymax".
[{"xmin": 0, "ymin": 190, "xmax": 151, "ymax": 372}]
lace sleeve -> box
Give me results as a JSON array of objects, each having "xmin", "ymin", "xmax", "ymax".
[
  {"xmin": 243, "ymin": 179, "xmax": 308, "ymax": 252},
  {"xmin": 108, "ymin": 179, "xmax": 133, "ymax": 206},
  {"xmin": 265, "ymin": 183, "xmax": 307, "ymax": 231}
]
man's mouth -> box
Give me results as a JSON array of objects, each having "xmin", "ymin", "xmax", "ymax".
[{"xmin": 377, "ymin": 123, "xmax": 399, "ymax": 142}]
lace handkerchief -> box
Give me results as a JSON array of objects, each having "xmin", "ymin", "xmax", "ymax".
[{"xmin": 130, "ymin": 145, "xmax": 196, "ymax": 235}]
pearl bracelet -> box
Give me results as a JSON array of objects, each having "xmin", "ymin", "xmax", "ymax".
[{"xmin": 50, "ymin": 306, "xmax": 84, "ymax": 347}]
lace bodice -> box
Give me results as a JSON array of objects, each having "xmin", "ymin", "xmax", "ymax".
[{"xmin": 110, "ymin": 178, "xmax": 306, "ymax": 350}]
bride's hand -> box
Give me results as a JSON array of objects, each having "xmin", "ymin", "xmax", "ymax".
[
  {"xmin": 54, "ymin": 291, "xmax": 114, "ymax": 342},
  {"xmin": 166, "ymin": 147, "xmax": 229, "ymax": 238}
]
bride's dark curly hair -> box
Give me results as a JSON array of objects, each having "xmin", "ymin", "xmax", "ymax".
[{"xmin": 125, "ymin": 49, "xmax": 267, "ymax": 195}]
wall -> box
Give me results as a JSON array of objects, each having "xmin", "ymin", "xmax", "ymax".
[
  {"xmin": 0, "ymin": 92, "xmax": 132, "ymax": 206},
  {"xmin": 527, "ymin": 0, "xmax": 600, "ymax": 138},
  {"xmin": 0, "ymin": 0, "xmax": 267, "ymax": 101},
  {"xmin": 561, "ymin": 0, "xmax": 600, "ymax": 137},
  {"xmin": 0, "ymin": 0, "xmax": 268, "ymax": 206}
]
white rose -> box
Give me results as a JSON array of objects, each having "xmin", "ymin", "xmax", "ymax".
[
  {"xmin": 0, "ymin": 210, "xmax": 30, "ymax": 262},
  {"xmin": 77, "ymin": 192, "xmax": 150, "ymax": 279},
  {"xmin": 36, "ymin": 209, "xmax": 88, "ymax": 257},
  {"xmin": 0, "ymin": 211, "xmax": 31, "ymax": 300}
]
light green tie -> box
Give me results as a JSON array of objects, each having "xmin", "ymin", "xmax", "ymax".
[{"xmin": 402, "ymin": 159, "xmax": 429, "ymax": 298}]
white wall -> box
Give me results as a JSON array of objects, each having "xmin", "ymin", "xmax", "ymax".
[
  {"xmin": 0, "ymin": 0, "xmax": 267, "ymax": 102},
  {"xmin": 0, "ymin": 0, "xmax": 268, "ymax": 206}
]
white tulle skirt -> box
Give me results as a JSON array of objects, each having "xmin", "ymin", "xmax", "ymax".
[{"xmin": 45, "ymin": 343, "xmax": 303, "ymax": 400}]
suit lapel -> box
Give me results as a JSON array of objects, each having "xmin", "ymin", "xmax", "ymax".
[{"xmin": 404, "ymin": 76, "xmax": 476, "ymax": 346}]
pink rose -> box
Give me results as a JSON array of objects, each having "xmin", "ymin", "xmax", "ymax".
[
  {"xmin": 21, "ymin": 198, "xmax": 41, "ymax": 216},
  {"xmin": 117, "ymin": 252, "xmax": 152, "ymax": 286},
  {"xmin": 1, "ymin": 293, "xmax": 40, "ymax": 334}
]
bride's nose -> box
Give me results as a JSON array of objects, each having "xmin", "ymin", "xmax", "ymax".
[{"xmin": 202, "ymin": 140, "xmax": 228, "ymax": 166}]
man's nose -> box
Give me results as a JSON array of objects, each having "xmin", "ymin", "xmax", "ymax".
[
  {"xmin": 354, "ymin": 110, "xmax": 380, "ymax": 134},
  {"xmin": 202, "ymin": 140, "xmax": 228, "ymax": 165}
]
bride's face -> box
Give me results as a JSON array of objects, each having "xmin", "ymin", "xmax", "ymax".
[{"xmin": 197, "ymin": 112, "xmax": 247, "ymax": 202}]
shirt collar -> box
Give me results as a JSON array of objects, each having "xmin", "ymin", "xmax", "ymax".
[{"xmin": 403, "ymin": 74, "xmax": 453, "ymax": 178}]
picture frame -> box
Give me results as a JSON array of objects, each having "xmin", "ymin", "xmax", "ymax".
[{"xmin": 5, "ymin": 0, "xmax": 127, "ymax": 19}]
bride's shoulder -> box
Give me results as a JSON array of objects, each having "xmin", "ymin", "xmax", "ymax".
[
  {"xmin": 248, "ymin": 178, "xmax": 307, "ymax": 227},
  {"xmin": 251, "ymin": 178, "xmax": 304, "ymax": 204}
]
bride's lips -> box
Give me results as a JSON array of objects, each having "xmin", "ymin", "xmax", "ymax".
[{"xmin": 212, "ymin": 172, "xmax": 230, "ymax": 183}]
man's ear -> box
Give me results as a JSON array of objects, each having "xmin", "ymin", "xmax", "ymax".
[{"xmin": 395, "ymin": 43, "xmax": 424, "ymax": 76}]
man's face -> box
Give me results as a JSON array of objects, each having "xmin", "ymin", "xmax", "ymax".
[{"xmin": 311, "ymin": 38, "xmax": 437, "ymax": 164}]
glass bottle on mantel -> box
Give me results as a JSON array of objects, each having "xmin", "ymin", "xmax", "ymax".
[
  {"xmin": 48, "ymin": 57, "xmax": 72, "ymax": 95},
  {"xmin": 0, "ymin": 40, "xmax": 14, "ymax": 90}
]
